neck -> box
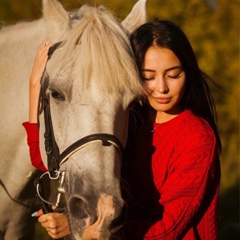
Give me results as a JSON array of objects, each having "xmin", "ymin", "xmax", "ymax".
[{"xmin": 147, "ymin": 106, "xmax": 185, "ymax": 124}]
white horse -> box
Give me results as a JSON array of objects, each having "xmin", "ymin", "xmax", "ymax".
[{"xmin": 0, "ymin": 0, "xmax": 147, "ymax": 239}]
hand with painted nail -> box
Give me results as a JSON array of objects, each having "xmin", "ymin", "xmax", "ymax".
[{"xmin": 32, "ymin": 209, "xmax": 70, "ymax": 238}]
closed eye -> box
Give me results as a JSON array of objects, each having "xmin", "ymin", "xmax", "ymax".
[
  {"xmin": 166, "ymin": 67, "xmax": 184, "ymax": 79},
  {"xmin": 167, "ymin": 73, "xmax": 181, "ymax": 79},
  {"xmin": 142, "ymin": 76, "xmax": 155, "ymax": 81},
  {"xmin": 141, "ymin": 70, "xmax": 155, "ymax": 81}
]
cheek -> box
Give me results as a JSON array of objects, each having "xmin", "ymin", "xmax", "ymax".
[
  {"xmin": 177, "ymin": 79, "xmax": 187, "ymax": 99},
  {"xmin": 143, "ymin": 82, "xmax": 152, "ymax": 95}
]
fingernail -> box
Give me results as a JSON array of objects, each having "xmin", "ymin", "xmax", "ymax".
[{"xmin": 31, "ymin": 211, "xmax": 38, "ymax": 217}]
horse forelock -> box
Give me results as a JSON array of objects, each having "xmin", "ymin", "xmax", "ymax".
[{"xmin": 48, "ymin": 5, "xmax": 143, "ymax": 100}]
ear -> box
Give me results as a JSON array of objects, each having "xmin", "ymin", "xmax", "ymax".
[
  {"xmin": 121, "ymin": 0, "xmax": 148, "ymax": 34},
  {"xmin": 42, "ymin": 0, "xmax": 71, "ymax": 40}
]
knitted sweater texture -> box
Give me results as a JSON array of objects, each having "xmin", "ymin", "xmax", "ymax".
[
  {"xmin": 22, "ymin": 122, "xmax": 47, "ymax": 172},
  {"xmin": 121, "ymin": 109, "xmax": 220, "ymax": 240}
]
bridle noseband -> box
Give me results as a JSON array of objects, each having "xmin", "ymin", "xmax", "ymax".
[{"xmin": 58, "ymin": 133, "xmax": 124, "ymax": 166}]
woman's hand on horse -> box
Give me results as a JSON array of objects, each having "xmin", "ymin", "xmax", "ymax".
[
  {"xmin": 36, "ymin": 209, "xmax": 70, "ymax": 238},
  {"xmin": 29, "ymin": 39, "xmax": 51, "ymax": 123},
  {"xmin": 30, "ymin": 39, "xmax": 51, "ymax": 87}
]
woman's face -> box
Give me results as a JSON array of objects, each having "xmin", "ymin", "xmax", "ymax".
[{"xmin": 142, "ymin": 46, "xmax": 186, "ymax": 122}]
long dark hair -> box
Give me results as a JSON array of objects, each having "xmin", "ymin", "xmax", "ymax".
[{"xmin": 130, "ymin": 18, "xmax": 221, "ymax": 152}]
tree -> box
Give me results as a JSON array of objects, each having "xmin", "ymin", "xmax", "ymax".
[{"xmin": 0, "ymin": 0, "xmax": 239, "ymax": 238}]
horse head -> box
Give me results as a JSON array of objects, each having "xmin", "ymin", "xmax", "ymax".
[{"xmin": 40, "ymin": 0, "xmax": 147, "ymax": 238}]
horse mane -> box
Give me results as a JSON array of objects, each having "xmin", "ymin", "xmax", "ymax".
[{"xmin": 49, "ymin": 5, "xmax": 143, "ymax": 98}]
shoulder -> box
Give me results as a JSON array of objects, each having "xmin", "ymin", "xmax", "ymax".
[
  {"xmin": 179, "ymin": 110, "xmax": 215, "ymax": 138},
  {"xmin": 165, "ymin": 110, "xmax": 217, "ymax": 151},
  {"xmin": 168, "ymin": 111, "xmax": 219, "ymax": 169},
  {"xmin": 154, "ymin": 110, "xmax": 216, "ymax": 149}
]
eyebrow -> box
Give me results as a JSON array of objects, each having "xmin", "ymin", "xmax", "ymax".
[{"xmin": 142, "ymin": 66, "xmax": 183, "ymax": 72}]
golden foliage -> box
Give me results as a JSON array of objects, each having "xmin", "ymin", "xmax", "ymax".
[{"xmin": 0, "ymin": 0, "xmax": 239, "ymax": 238}]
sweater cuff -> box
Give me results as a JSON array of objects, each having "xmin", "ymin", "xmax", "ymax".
[{"xmin": 22, "ymin": 122, "xmax": 39, "ymax": 142}]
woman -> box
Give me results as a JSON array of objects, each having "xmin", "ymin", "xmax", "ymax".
[
  {"xmin": 119, "ymin": 18, "xmax": 221, "ymax": 239},
  {"xmin": 24, "ymin": 18, "xmax": 221, "ymax": 239}
]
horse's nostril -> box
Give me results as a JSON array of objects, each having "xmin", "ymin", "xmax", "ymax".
[{"xmin": 69, "ymin": 195, "xmax": 89, "ymax": 220}]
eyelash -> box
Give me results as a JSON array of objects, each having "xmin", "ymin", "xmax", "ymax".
[
  {"xmin": 168, "ymin": 74, "xmax": 181, "ymax": 79},
  {"xmin": 142, "ymin": 73, "xmax": 181, "ymax": 81},
  {"xmin": 142, "ymin": 77, "xmax": 153, "ymax": 81}
]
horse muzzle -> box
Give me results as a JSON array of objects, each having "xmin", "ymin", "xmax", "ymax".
[{"xmin": 68, "ymin": 192, "xmax": 127, "ymax": 240}]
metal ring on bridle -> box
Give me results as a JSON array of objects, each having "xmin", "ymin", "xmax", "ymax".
[
  {"xmin": 35, "ymin": 172, "xmax": 57, "ymax": 206},
  {"xmin": 35, "ymin": 170, "xmax": 66, "ymax": 207}
]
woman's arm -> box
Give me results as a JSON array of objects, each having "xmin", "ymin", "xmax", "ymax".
[
  {"xmin": 22, "ymin": 40, "xmax": 51, "ymax": 172},
  {"xmin": 144, "ymin": 141, "xmax": 219, "ymax": 239},
  {"xmin": 22, "ymin": 122, "xmax": 47, "ymax": 172},
  {"xmin": 29, "ymin": 40, "xmax": 51, "ymax": 123},
  {"xmin": 27, "ymin": 40, "xmax": 70, "ymax": 237}
]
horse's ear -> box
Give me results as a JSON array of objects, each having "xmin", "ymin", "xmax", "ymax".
[
  {"xmin": 121, "ymin": 0, "xmax": 148, "ymax": 34},
  {"xmin": 42, "ymin": 0, "xmax": 71, "ymax": 39}
]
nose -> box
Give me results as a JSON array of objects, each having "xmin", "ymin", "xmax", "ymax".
[
  {"xmin": 68, "ymin": 193, "xmax": 126, "ymax": 233},
  {"xmin": 69, "ymin": 194, "xmax": 92, "ymax": 222},
  {"xmin": 156, "ymin": 76, "xmax": 169, "ymax": 93}
]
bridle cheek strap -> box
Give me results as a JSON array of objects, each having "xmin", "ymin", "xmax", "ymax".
[{"xmin": 39, "ymin": 74, "xmax": 60, "ymax": 177}]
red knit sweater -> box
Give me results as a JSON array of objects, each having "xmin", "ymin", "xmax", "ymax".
[
  {"xmin": 22, "ymin": 122, "xmax": 47, "ymax": 172},
  {"xmin": 121, "ymin": 109, "xmax": 220, "ymax": 240}
]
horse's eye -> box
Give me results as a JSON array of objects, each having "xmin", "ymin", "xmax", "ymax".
[{"xmin": 51, "ymin": 90, "xmax": 65, "ymax": 101}]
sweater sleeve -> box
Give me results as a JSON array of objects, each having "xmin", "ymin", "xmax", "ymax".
[
  {"xmin": 22, "ymin": 122, "xmax": 48, "ymax": 172},
  {"xmin": 142, "ymin": 125, "xmax": 220, "ymax": 239}
]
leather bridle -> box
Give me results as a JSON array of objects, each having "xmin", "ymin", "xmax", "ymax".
[
  {"xmin": 34, "ymin": 42, "xmax": 123, "ymax": 219},
  {"xmin": 38, "ymin": 42, "xmax": 124, "ymax": 177},
  {"xmin": 34, "ymin": 42, "xmax": 127, "ymax": 240},
  {"xmin": 35, "ymin": 43, "xmax": 124, "ymax": 213}
]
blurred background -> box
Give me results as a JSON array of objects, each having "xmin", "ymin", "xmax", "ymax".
[{"xmin": 0, "ymin": 0, "xmax": 239, "ymax": 239}]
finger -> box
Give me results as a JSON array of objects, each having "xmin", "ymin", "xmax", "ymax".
[
  {"xmin": 47, "ymin": 231, "xmax": 60, "ymax": 239},
  {"xmin": 40, "ymin": 213, "xmax": 70, "ymax": 239},
  {"xmin": 46, "ymin": 226, "xmax": 58, "ymax": 233},
  {"xmin": 38, "ymin": 213, "xmax": 59, "ymax": 226},
  {"xmin": 39, "ymin": 213, "xmax": 65, "ymax": 229},
  {"xmin": 47, "ymin": 227, "xmax": 69, "ymax": 239},
  {"xmin": 38, "ymin": 214, "xmax": 51, "ymax": 224}
]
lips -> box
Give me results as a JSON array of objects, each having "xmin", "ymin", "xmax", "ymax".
[{"xmin": 154, "ymin": 97, "xmax": 171, "ymax": 104}]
